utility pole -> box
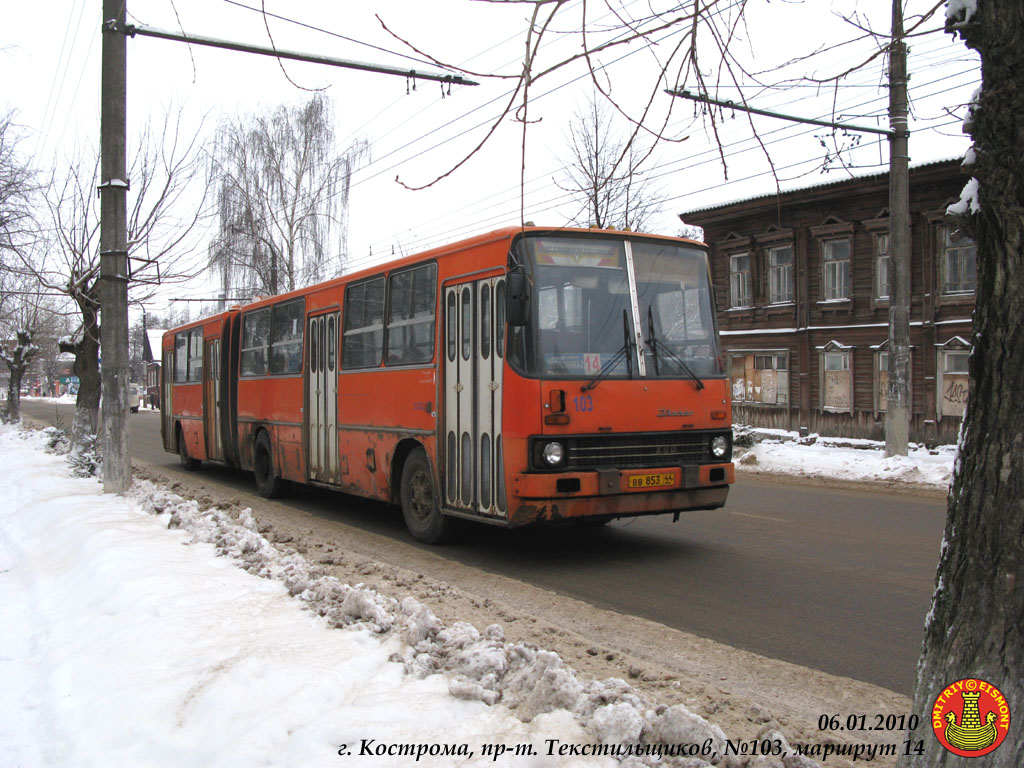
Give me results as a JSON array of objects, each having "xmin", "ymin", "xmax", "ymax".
[
  {"xmin": 95, "ymin": 10, "xmax": 476, "ymax": 496},
  {"xmin": 667, "ymin": 3, "xmax": 914, "ymax": 456},
  {"xmin": 885, "ymin": 0, "xmax": 911, "ymax": 457},
  {"xmin": 99, "ymin": 0, "xmax": 131, "ymax": 492}
]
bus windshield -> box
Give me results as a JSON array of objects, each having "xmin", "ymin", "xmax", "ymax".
[{"xmin": 509, "ymin": 235, "xmax": 724, "ymax": 381}]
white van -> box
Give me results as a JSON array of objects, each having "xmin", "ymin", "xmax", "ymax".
[{"xmin": 128, "ymin": 383, "xmax": 145, "ymax": 413}]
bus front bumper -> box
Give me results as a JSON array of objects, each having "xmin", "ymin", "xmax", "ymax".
[{"xmin": 507, "ymin": 463, "xmax": 734, "ymax": 527}]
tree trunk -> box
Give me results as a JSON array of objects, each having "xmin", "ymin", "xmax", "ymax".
[
  {"xmin": 6, "ymin": 368, "xmax": 24, "ymax": 421},
  {"xmin": 3, "ymin": 331, "xmax": 37, "ymax": 423},
  {"xmin": 900, "ymin": 2, "xmax": 1023, "ymax": 766},
  {"xmin": 60, "ymin": 305, "xmax": 102, "ymax": 458}
]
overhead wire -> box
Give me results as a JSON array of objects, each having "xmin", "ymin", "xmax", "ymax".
[
  {"xmin": 187, "ymin": 1, "xmax": 976, "ymax": 278},
  {"xmin": 347, "ymin": 45, "xmax": 977, "ymax": 263}
]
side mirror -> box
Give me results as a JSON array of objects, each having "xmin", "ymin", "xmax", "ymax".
[{"xmin": 505, "ymin": 267, "xmax": 531, "ymax": 327}]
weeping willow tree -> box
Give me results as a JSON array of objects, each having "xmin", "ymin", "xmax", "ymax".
[{"xmin": 209, "ymin": 94, "xmax": 369, "ymax": 299}]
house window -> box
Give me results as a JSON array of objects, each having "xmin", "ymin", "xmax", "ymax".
[
  {"xmin": 940, "ymin": 227, "xmax": 976, "ymax": 295},
  {"xmin": 729, "ymin": 352, "xmax": 789, "ymax": 405},
  {"xmin": 940, "ymin": 349, "xmax": 970, "ymax": 417},
  {"xmin": 875, "ymin": 233, "xmax": 890, "ymax": 300},
  {"xmin": 767, "ymin": 246, "xmax": 793, "ymax": 304},
  {"xmin": 821, "ymin": 348, "xmax": 852, "ymax": 412},
  {"xmin": 822, "ymin": 239, "xmax": 851, "ymax": 300},
  {"xmin": 729, "ymin": 253, "xmax": 751, "ymax": 308},
  {"xmin": 874, "ymin": 348, "xmax": 913, "ymax": 413},
  {"xmin": 876, "ymin": 351, "xmax": 889, "ymax": 412}
]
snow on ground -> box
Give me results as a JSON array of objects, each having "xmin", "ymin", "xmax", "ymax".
[
  {"xmin": 0, "ymin": 424, "xmax": 747, "ymax": 768},
  {"xmin": 734, "ymin": 428, "xmax": 956, "ymax": 490},
  {"xmin": 0, "ymin": 418, "xmax": 950, "ymax": 767}
]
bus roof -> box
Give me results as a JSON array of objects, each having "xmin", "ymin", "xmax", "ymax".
[{"xmin": 165, "ymin": 225, "xmax": 706, "ymax": 336}]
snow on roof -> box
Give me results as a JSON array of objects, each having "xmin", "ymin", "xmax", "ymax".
[
  {"xmin": 146, "ymin": 330, "xmax": 166, "ymax": 362},
  {"xmin": 678, "ymin": 157, "xmax": 964, "ymax": 218}
]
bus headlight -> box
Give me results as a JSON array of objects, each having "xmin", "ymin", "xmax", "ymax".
[
  {"xmin": 542, "ymin": 441, "xmax": 565, "ymax": 466},
  {"xmin": 710, "ymin": 435, "xmax": 729, "ymax": 459}
]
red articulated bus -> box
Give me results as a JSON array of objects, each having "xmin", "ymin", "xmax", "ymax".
[{"xmin": 162, "ymin": 226, "xmax": 734, "ymax": 543}]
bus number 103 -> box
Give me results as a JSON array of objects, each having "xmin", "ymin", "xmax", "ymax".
[{"xmin": 573, "ymin": 395, "xmax": 594, "ymax": 412}]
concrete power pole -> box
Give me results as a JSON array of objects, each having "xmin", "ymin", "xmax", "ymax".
[
  {"xmin": 885, "ymin": 0, "xmax": 911, "ymax": 457},
  {"xmin": 99, "ymin": 0, "xmax": 131, "ymax": 492}
]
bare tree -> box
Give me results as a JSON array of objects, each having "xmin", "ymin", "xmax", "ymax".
[
  {"xmin": 387, "ymin": 3, "xmax": 1021, "ymax": 763},
  {"xmin": 557, "ymin": 95, "xmax": 665, "ymax": 231},
  {"xmin": 0, "ymin": 110, "xmax": 36, "ymax": 272},
  {"xmin": 209, "ymin": 93, "xmax": 368, "ymax": 298},
  {"xmin": 0, "ymin": 329, "xmax": 38, "ymax": 421},
  {"xmin": 26, "ymin": 111, "xmax": 208, "ymax": 454},
  {"xmin": 0, "ymin": 271, "xmax": 67, "ymax": 421}
]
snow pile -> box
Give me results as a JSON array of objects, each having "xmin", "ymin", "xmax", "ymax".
[
  {"xmin": 735, "ymin": 428, "xmax": 955, "ymax": 489},
  {"xmin": 0, "ymin": 426, "xmax": 598, "ymax": 767},
  {"xmin": 129, "ymin": 474, "xmax": 762, "ymax": 767}
]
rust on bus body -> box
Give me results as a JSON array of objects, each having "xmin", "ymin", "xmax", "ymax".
[{"xmin": 161, "ymin": 226, "xmax": 735, "ymax": 541}]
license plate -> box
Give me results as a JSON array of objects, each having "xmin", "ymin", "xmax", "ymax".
[{"xmin": 626, "ymin": 472, "xmax": 676, "ymax": 489}]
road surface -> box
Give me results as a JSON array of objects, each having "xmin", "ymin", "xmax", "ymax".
[{"xmin": 22, "ymin": 399, "xmax": 946, "ymax": 694}]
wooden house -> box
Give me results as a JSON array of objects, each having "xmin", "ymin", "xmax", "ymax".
[{"xmin": 679, "ymin": 158, "xmax": 974, "ymax": 444}]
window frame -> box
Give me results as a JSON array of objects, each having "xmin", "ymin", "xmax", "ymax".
[
  {"xmin": 342, "ymin": 276, "xmax": 386, "ymax": 370},
  {"xmin": 728, "ymin": 350, "xmax": 789, "ymax": 406},
  {"xmin": 729, "ymin": 252, "xmax": 751, "ymax": 309},
  {"xmin": 937, "ymin": 346, "xmax": 970, "ymax": 418},
  {"xmin": 874, "ymin": 232, "xmax": 891, "ymax": 301},
  {"xmin": 240, "ymin": 298, "xmax": 306, "ymax": 378},
  {"xmin": 268, "ymin": 299, "xmax": 305, "ymax": 375},
  {"xmin": 384, "ymin": 262, "xmax": 438, "ymax": 367},
  {"xmin": 939, "ymin": 226, "xmax": 977, "ymax": 296},
  {"xmin": 767, "ymin": 245, "xmax": 794, "ymax": 305},
  {"xmin": 821, "ymin": 238, "xmax": 852, "ymax": 301},
  {"xmin": 173, "ymin": 328, "xmax": 203, "ymax": 384},
  {"xmin": 818, "ymin": 343, "xmax": 853, "ymax": 414}
]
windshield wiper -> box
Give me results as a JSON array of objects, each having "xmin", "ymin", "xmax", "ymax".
[
  {"xmin": 645, "ymin": 306, "xmax": 705, "ymax": 390},
  {"xmin": 581, "ymin": 310, "xmax": 634, "ymax": 392}
]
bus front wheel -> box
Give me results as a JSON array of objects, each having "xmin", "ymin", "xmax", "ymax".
[
  {"xmin": 178, "ymin": 427, "xmax": 201, "ymax": 471},
  {"xmin": 400, "ymin": 448, "xmax": 452, "ymax": 544},
  {"xmin": 253, "ymin": 431, "xmax": 286, "ymax": 499}
]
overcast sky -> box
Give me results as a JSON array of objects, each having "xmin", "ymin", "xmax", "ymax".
[{"xmin": 2, "ymin": 0, "xmax": 979, "ymax": 318}]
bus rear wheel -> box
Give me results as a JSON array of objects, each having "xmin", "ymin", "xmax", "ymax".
[
  {"xmin": 178, "ymin": 428, "xmax": 201, "ymax": 471},
  {"xmin": 400, "ymin": 448, "xmax": 452, "ymax": 544},
  {"xmin": 253, "ymin": 431, "xmax": 286, "ymax": 499}
]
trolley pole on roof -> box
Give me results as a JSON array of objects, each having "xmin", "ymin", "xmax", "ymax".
[{"xmin": 99, "ymin": 0, "xmax": 131, "ymax": 493}]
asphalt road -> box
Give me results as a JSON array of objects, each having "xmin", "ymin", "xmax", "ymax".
[{"xmin": 22, "ymin": 399, "xmax": 947, "ymax": 694}]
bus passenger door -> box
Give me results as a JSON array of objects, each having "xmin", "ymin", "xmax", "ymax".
[
  {"xmin": 204, "ymin": 338, "xmax": 222, "ymax": 461},
  {"xmin": 307, "ymin": 313, "xmax": 339, "ymax": 484},
  {"xmin": 161, "ymin": 348, "xmax": 174, "ymax": 452},
  {"xmin": 444, "ymin": 278, "xmax": 506, "ymax": 517}
]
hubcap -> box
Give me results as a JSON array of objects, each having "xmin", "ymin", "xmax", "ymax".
[{"xmin": 408, "ymin": 469, "xmax": 433, "ymax": 523}]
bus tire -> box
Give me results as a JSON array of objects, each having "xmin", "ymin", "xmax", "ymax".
[
  {"xmin": 178, "ymin": 427, "xmax": 201, "ymax": 471},
  {"xmin": 253, "ymin": 431, "xmax": 286, "ymax": 499},
  {"xmin": 400, "ymin": 448, "xmax": 452, "ymax": 544}
]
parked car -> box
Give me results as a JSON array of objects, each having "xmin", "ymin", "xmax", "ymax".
[{"xmin": 128, "ymin": 383, "xmax": 145, "ymax": 413}]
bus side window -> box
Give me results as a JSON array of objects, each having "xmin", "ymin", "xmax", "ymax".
[
  {"xmin": 269, "ymin": 299, "xmax": 304, "ymax": 375},
  {"xmin": 342, "ymin": 277, "xmax": 385, "ymax": 369},
  {"xmin": 386, "ymin": 262, "xmax": 437, "ymax": 366},
  {"xmin": 241, "ymin": 309, "xmax": 271, "ymax": 376}
]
